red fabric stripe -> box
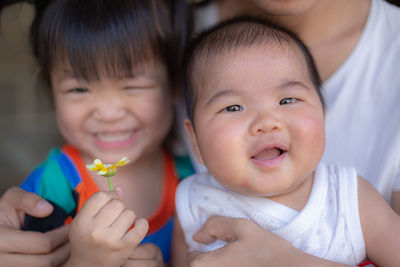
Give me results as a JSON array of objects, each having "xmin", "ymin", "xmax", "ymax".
[{"xmin": 62, "ymin": 144, "xmax": 178, "ymax": 234}]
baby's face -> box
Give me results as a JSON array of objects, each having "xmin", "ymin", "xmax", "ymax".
[
  {"xmin": 188, "ymin": 45, "xmax": 325, "ymax": 199},
  {"xmin": 51, "ymin": 61, "xmax": 173, "ymax": 165}
]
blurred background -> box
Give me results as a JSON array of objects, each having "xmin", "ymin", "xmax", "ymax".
[{"xmin": 0, "ymin": 3, "xmax": 63, "ymax": 194}]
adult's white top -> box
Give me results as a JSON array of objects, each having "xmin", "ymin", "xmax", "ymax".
[{"xmin": 321, "ymin": 0, "xmax": 400, "ymax": 203}]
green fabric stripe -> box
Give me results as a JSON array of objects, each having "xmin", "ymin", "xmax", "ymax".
[
  {"xmin": 173, "ymin": 155, "xmax": 194, "ymax": 180},
  {"xmin": 37, "ymin": 148, "xmax": 76, "ymax": 214}
]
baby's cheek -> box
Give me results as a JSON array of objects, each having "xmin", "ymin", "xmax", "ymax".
[{"xmin": 240, "ymin": 178, "xmax": 251, "ymax": 189}]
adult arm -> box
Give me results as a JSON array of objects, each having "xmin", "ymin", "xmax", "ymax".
[
  {"xmin": 0, "ymin": 187, "xmax": 70, "ymax": 266},
  {"xmin": 188, "ymin": 216, "xmax": 351, "ymax": 267},
  {"xmin": 359, "ymin": 177, "xmax": 400, "ymax": 266}
]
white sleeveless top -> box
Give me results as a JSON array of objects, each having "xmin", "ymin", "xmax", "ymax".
[{"xmin": 176, "ymin": 163, "xmax": 366, "ymax": 265}]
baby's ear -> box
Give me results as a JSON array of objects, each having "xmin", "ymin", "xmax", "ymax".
[{"xmin": 183, "ymin": 119, "xmax": 204, "ymax": 165}]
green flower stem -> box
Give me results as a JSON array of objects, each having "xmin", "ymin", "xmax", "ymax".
[{"xmin": 107, "ymin": 175, "xmax": 114, "ymax": 191}]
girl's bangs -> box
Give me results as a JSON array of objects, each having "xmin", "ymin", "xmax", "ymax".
[{"xmin": 39, "ymin": 0, "xmax": 171, "ymax": 82}]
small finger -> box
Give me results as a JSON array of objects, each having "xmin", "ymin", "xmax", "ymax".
[
  {"xmin": 108, "ymin": 208, "xmax": 136, "ymax": 238},
  {"xmin": 193, "ymin": 216, "xmax": 249, "ymax": 244},
  {"xmin": 114, "ymin": 186, "xmax": 123, "ymax": 198},
  {"xmin": 94, "ymin": 198, "xmax": 126, "ymax": 227},
  {"xmin": 79, "ymin": 191, "xmax": 119, "ymax": 218},
  {"xmin": 123, "ymin": 218, "xmax": 149, "ymax": 247},
  {"xmin": 122, "ymin": 258, "xmax": 163, "ymax": 267},
  {"xmin": 128, "ymin": 243, "xmax": 163, "ymax": 260}
]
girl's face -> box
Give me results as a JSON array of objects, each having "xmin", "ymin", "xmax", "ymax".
[
  {"xmin": 186, "ymin": 45, "xmax": 325, "ymax": 200},
  {"xmin": 51, "ymin": 61, "xmax": 173, "ymax": 165}
]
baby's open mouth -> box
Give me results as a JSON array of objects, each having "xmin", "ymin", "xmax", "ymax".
[{"xmin": 251, "ymin": 148, "xmax": 285, "ymax": 161}]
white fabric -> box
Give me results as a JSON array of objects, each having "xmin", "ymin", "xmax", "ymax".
[
  {"xmin": 321, "ymin": 0, "xmax": 400, "ymax": 203},
  {"xmin": 186, "ymin": 0, "xmax": 400, "ymax": 202},
  {"xmin": 176, "ymin": 163, "xmax": 366, "ymax": 265}
]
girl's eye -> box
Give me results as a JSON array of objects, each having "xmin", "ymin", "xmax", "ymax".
[
  {"xmin": 279, "ymin": 98, "xmax": 297, "ymax": 105},
  {"xmin": 69, "ymin": 87, "xmax": 89, "ymax": 94},
  {"xmin": 223, "ymin": 105, "xmax": 243, "ymax": 112}
]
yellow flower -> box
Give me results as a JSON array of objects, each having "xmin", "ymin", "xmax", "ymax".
[{"xmin": 86, "ymin": 157, "xmax": 130, "ymax": 191}]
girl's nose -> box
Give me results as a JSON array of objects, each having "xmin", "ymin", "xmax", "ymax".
[
  {"xmin": 249, "ymin": 108, "xmax": 283, "ymax": 135},
  {"xmin": 92, "ymin": 95, "xmax": 126, "ymax": 121}
]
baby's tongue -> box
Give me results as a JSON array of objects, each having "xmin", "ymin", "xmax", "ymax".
[{"xmin": 253, "ymin": 148, "xmax": 281, "ymax": 160}]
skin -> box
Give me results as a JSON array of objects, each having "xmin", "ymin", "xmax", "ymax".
[
  {"xmin": 51, "ymin": 62, "xmax": 173, "ymax": 167},
  {"xmin": 175, "ymin": 43, "xmax": 400, "ymax": 266},
  {"xmin": 0, "ymin": 187, "xmax": 70, "ymax": 266},
  {"xmin": 66, "ymin": 188, "xmax": 149, "ymax": 267},
  {"xmin": 186, "ymin": 45, "xmax": 325, "ymax": 208},
  {"xmin": 51, "ymin": 60, "xmax": 174, "ymax": 266}
]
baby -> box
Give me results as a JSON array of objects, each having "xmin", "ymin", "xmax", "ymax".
[{"xmin": 173, "ymin": 16, "xmax": 400, "ymax": 266}]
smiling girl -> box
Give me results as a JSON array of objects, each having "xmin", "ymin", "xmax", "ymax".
[{"xmin": 18, "ymin": 0, "xmax": 192, "ymax": 265}]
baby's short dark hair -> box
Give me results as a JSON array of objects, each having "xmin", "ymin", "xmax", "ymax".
[{"xmin": 184, "ymin": 16, "xmax": 324, "ymax": 122}]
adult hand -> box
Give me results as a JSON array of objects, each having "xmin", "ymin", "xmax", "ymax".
[
  {"xmin": 188, "ymin": 216, "xmax": 349, "ymax": 267},
  {"xmin": 123, "ymin": 243, "xmax": 164, "ymax": 267},
  {"xmin": 0, "ymin": 187, "xmax": 70, "ymax": 266}
]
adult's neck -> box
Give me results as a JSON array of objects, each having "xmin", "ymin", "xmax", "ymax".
[
  {"xmin": 219, "ymin": 0, "xmax": 371, "ymax": 80},
  {"xmin": 268, "ymin": 0, "xmax": 370, "ymax": 48},
  {"xmin": 220, "ymin": 0, "xmax": 371, "ymax": 47}
]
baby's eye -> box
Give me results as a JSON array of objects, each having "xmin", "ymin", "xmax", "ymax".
[
  {"xmin": 279, "ymin": 98, "xmax": 297, "ymax": 105},
  {"xmin": 69, "ymin": 87, "xmax": 89, "ymax": 94},
  {"xmin": 223, "ymin": 105, "xmax": 243, "ymax": 112}
]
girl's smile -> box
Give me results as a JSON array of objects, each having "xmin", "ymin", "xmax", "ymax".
[{"xmin": 93, "ymin": 130, "xmax": 138, "ymax": 149}]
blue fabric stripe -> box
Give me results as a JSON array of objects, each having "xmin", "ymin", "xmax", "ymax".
[
  {"xmin": 20, "ymin": 165, "xmax": 45, "ymax": 193},
  {"xmin": 57, "ymin": 152, "xmax": 81, "ymax": 188},
  {"xmin": 142, "ymin": 218, "xmax": 174, "ymax": 262}
]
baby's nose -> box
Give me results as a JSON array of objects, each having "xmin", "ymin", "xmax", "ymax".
[{"xmin": 249, "ymin": 109, "xmax": 283, "ymax": 135}]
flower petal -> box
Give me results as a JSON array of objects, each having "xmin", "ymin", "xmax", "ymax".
[
  {"xmin": 97, "ymin": 169, "xmax": 108, "ymax": 176},
  {"xmin": 94, "ymin": 159, "xmax": 104, "ymax": 168},
  {"xmin": 86, "ymin": 164, "xmax": 98, "ymax": 171},
  {"xmin": 115, "ymin": 157, "xmax": 130, "ymax": 167}
]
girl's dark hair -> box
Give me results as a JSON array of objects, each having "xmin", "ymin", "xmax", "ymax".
[
  {"xmin": 3, "ymin": 0, "xmax": 191, "ymax": 92},
  {"xmin": 184, "ymin": 16, "xmax": 324, "ymax": 122}
]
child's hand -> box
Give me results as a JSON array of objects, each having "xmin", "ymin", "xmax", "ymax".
[
  {"xmin": 67, "ymin": 189, "xmax": 149, "ymax": 267},
  {"xmin": 122, "ymin": 243, "xmax": 164, "ymax": 267}
]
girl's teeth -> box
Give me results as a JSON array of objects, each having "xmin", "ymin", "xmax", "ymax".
[{"xmin": 97, "ymin": 131, "xmax": 133, "ymax": 142}]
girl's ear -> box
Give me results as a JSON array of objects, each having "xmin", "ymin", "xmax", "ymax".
[{"xmin": 183, "ymin": 118, "xmax": 204, "ymax": 165}]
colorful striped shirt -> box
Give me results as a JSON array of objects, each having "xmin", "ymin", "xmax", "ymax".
[{"xmin": 21, "ymin": 144, "xmax": 194, "ymax": 262}]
